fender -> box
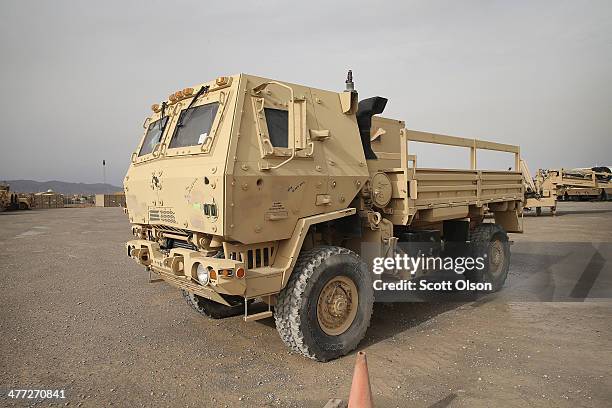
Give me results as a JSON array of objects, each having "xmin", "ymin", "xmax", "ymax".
[{"xmin": 273, "ymin": 208, "xmax": 357, "ymax": 287}]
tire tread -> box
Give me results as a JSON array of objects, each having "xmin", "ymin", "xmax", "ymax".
[{"xmin": 274, "ymin": 246, "xmax": 373, "ymax": 361}]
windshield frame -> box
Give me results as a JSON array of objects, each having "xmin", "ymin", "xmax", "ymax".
[
  {"xmin": 133, "ymin": 114, "xmax": 170, "ymax": 163},
  {"xmin": 137, "ymin": 116, "xmax": 169, "ymax": 157},
  {"xmin": 168, "ymin": 102, "xmax": 220, "ymax": 150},
  {"xmin": 163, "ymin": 89, "xmax": 229, "ymax": 158}
]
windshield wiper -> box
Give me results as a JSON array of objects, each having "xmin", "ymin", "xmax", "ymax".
[{"xmin": 176, "ymin": 85, "xmax": 210, "ymax": 128}]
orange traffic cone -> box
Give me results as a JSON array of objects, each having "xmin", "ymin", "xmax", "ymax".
[{"xmin": 348, "ymin": 351, "xmax": 374, "ymax": 408}]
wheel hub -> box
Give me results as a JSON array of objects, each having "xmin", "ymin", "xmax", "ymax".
[
  {"xmin": 317, "ymin": 276, "xmax": 358, "ymax": 336},
  {"xmin": 331, "ymin": 296, "xmax": 348, "ymax": 316}
]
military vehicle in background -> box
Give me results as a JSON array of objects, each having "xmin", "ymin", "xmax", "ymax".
[
  {"xmin": 0, "ymin": 184, "xmax": 9, "ymax": 211},
  {"xmin": 520, "ymin": 163, "xmax": 557, "ymax": 216},
  {"xmin": 555, "ymin": 167, "xmax": 612, "ymax": 201},
  {"xmin": 521, "ymin": 165, "xmax": 611, "ymax": 216},
  {"xmin": 124, "ymin": 72, "xmax": 523, "ymax": 361},
  {"xmin": 0, "ymin": 183, "xmax": 33, "ymax": 211}
]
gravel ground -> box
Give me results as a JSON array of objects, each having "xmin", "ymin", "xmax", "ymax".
[{"xmin": 0, "ymin": 202, "xmax": 611, "ymax": 407}]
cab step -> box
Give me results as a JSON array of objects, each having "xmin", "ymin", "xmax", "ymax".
[
  {"xmin": 243, "ymin": 310, "xmax": 273, "ymax": 322},
  {"xmin": 243, "ymin": 297, "xmax": 273, "ymax": 322}
]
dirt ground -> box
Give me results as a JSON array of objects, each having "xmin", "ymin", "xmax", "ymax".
[{"xmin": 1, "ymin": 202, "xmax": 611, "ymax": 407}]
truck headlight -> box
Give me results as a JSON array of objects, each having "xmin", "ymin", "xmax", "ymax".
[{"xmin": 196, "ymin": 263, "xmax": 209, "ymax": 285}]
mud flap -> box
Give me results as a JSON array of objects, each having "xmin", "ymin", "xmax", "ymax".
[{"xmin": 493, "ymin": 210, "xmax": 522, "ymax": 233}]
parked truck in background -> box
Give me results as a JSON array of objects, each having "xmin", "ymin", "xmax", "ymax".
[
  {"xmin": 0, "ymin": 183, "xmax": 32, "ymax": 211},
  {"xmin": 124, "ymin": 72, "xmax": 523, "ymax": 361},
  {"xmin": 0, "ymin": 184, "xmax": 9, "ymax": 211},
  {"xmin": 555, "ymin": 167, "xmax": 612, "ymax": 201},
  {"xmin": 521, "ymin": 163, "xmax": 558, "ymax": 216},
  {"xmin": 521, "ymin": 166, "xmax": 612, "ymax": 216}
]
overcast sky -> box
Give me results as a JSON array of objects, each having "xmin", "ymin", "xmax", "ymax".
[{"xmin": 0, "ymin": 0, "xmax": 610, "ymax": 186}]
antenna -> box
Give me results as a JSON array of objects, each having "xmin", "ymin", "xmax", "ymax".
[{"xmin": 345, "ymin": 70, "xmax": 355, "ymax": 92}]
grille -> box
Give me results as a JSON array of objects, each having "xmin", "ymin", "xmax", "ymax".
[
  {"xmin": 168, "ymin": 239, "xmax": 197, "ymax": 251},
  {"xmin": 153, "ymin": 224, "xmax": 189, "ymax": 235},
  {"xmin": 227, "ymin": 245, "xmax": 275, "ymax": 269},
  {"xmin": 149, "ymin": 208, "xmax": 176, "ymax": 224}
]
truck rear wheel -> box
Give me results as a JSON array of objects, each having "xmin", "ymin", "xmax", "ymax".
[
  {"xmin": 274, "ymin": 246, "xmax": 374, "ymax": 362},
  {"xmin": 466, "ymin": 224, "xmax": 510, "ymax": 292},
  {"xmin": 181, "ymin": 290, "xmax": 245, "ymax": 319}
]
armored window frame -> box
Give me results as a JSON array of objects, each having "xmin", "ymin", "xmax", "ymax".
[
  {"xmin": 168, "ymin": 102, "xmax": 220, "ymax": 149},
  {"xmin": 134, "ymin": 115, "xmax": 169, "ymax": 162},
  {"xmin": 163, "ymin": 89, "xmax": 231, "ymax": 157},
  {"xmin": 251, "ymin": 92, "xmax": 312, "ymax": 160}
]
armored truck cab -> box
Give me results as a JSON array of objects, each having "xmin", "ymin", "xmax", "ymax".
[
  {"xmin": 125, "ymin": 73, "xmax": 523, "ymax": 361},
  {"xmin": 126, "ymin": 74, "xmax": 366, "ymax": 241}
]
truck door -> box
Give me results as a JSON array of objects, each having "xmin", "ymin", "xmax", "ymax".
[{"xmin": 227, "ymin": 77, "xmax": 330, "ymax": 244}]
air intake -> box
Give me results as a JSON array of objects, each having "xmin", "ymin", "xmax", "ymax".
[{"xmin": 356, "ymin": 96, "xmax": 388, "ymax": 160}]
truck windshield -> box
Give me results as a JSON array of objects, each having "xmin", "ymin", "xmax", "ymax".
[
  {"xmin": 169, "ymin": 102, "xmax": 219, "ymax": 149},
  {"xmin": 139, "ymin": 116, "xmax": 169, "ymax": 156}
]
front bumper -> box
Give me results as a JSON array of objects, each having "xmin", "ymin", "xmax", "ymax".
[{"xmin": 126, "ymin": 239, "xmax": 246, "ymax": 306}]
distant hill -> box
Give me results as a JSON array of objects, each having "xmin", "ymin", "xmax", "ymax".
[{"xmin": 3, "ymin": 180, "xmax": 123, "ymax": 195}]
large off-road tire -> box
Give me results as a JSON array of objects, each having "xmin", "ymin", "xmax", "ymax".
[
  {"xmin": 181, "ymin": 290, "xmax": 245, "ymax": 319},
  {"xmin": 465, "ymin": 223, "xmax": 510, "ymax": 292},
  {"xmin": 274, "ymin": 246, "xmax": 374, "ymax": 362}
]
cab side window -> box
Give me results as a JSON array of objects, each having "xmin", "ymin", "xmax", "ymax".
[{"xmin": 264, "ymin": 108, "xmax": 288, "ymax": 148}]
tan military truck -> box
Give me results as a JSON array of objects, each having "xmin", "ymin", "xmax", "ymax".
[
  {"xmin": 555, "ymin": 167, "xmax": 612, "ymax": 201},
  {"xmin": 0, "ymin": 184, "xmax": 10, "ymax": 211},
  {"xmin": 125, "ymin": 73, "xmax": 523, "ymax": 361},
  {"xmin": 521, "ymin": 166, "xmax": 611, "ymax": 215},
  {"xmin": 520, "ymin": 163, "xmax": 557, "ymax": 216},
  {"xmin": 0, "ymin": 184, "xmax": 32, "ymax": 211}
]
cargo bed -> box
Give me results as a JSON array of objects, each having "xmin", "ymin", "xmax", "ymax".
[{"xmin": 369, "ymin": 119, "xmax": 523, "ymax": 231}]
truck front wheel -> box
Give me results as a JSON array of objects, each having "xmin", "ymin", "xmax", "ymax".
[
  {"xmin": 274, "ymin": 246, "xmax": 374, "ymax": 362},
  {"xmin": 465, "ymin": 224, "xmax": 510, "ymax": 292}
]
